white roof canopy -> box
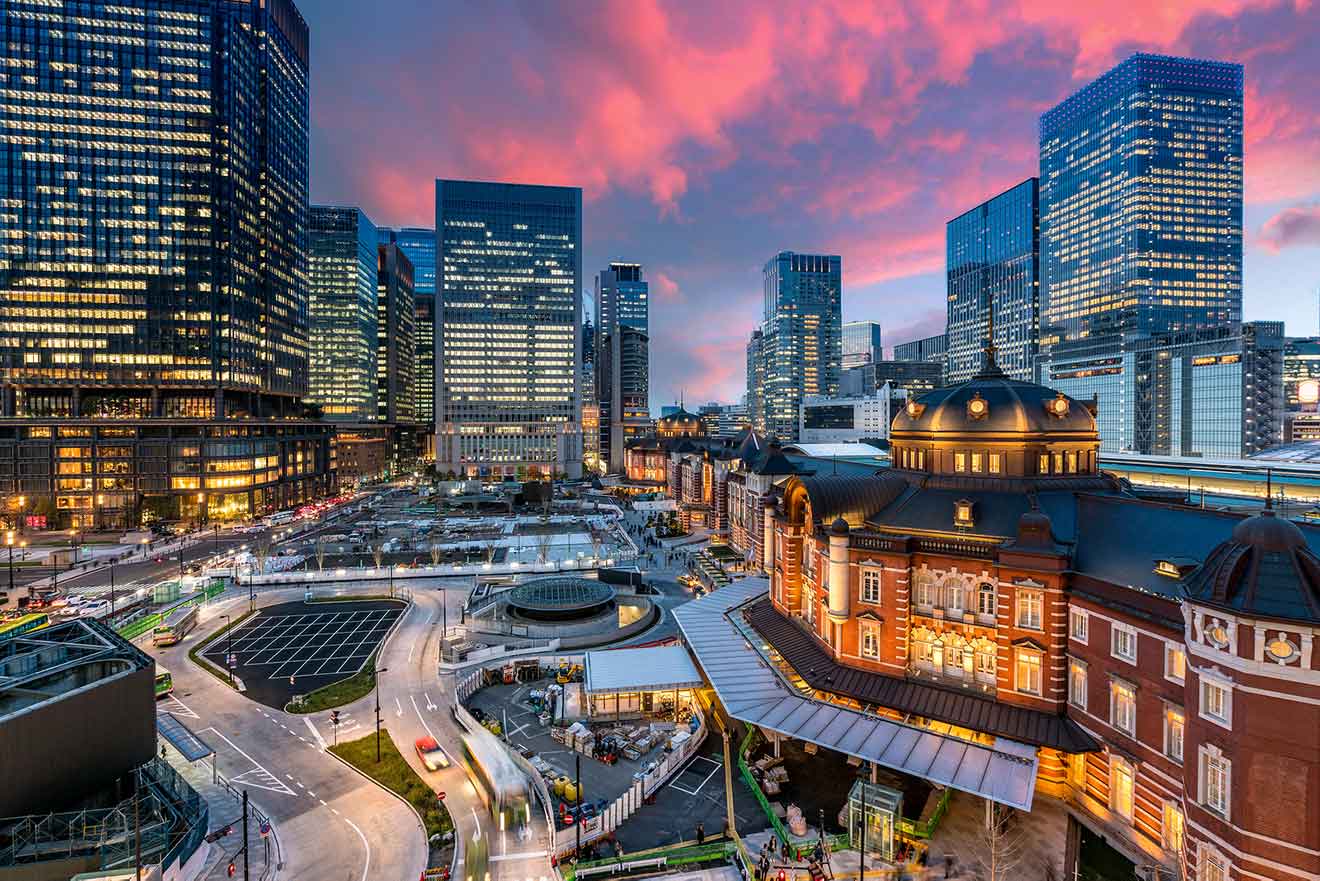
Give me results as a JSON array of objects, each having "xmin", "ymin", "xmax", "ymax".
[
  {"xmin": 584, "ymin": 644, "xmax": 704, "ymax": 694},
  {"xmin": 674, "ymin": 579, "xmax": 1039, "ymax": 812}
]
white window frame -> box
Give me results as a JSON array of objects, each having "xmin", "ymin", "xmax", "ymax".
[
  {"xmin": 1069, "ymin": 608, "xmax": 1088, "ymax": 644},
  {"xmin": 859, "ymin": 622, "xmax": 880, "ymax": 659},
  {"xmin": 1068, "ymin": 657, "xmax": 1087, "ymax": 711},
  {"xmin": 1111, "ymin": 621, "xmax": 1138, "ymax": 665},
  {"xmin": 1109, "ymin": 756, "xmax": 1134, "ymax": 821},
  {"xmin": 1198, "ymin": 843, "xmax": 1230, "ymax": 881},
  {"xmin": 1016, "ymin": 589, "xmax": 1043, "ymax": 631},
  {"xmin": 1162, "ymin": 800, "xmax": 1184, "ymax": 853},
  {"xmin": 1199, "ymin": 675, "xmax": 1232, "ymax": 730},
  {"xmin": 860, "ymin": 568, "xmax": 882, "ymax": 605},
  {"xmin": 1109, "ymin": 678, "xmax": 1136, "ymax": 737},
  {"xmin": 977, "ymin": 582, "xmax": 996, "ymax": 618},
  {"xmin": 1164, "ymin": 643, "xmax": 1186, "ymax": 684},
  {"xmin": 1015, "ymin": 648, "xmax": 1042, "ymax": 696},
  {"xmin": 1199, "ymin": 744, "xmax": 1231, "ymax": 820},
  {"xmin": 988, "ymin": 452, "xmax": 1002, "ymax": 474},
  {"xmin": 1163, "ymin": 704, "xmax": 1184, "ymax": 764},
  {"xmin": 914, "ymin": 572, "xmax": 935, "ymax": 610}
]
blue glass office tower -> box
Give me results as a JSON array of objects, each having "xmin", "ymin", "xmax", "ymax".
[
  {"xmin": 436, "ymin": 181, "xmax": 583, "ymax": 479},
  {"xmin": 595, "ymin": 263, "xmax": 650, "ymax": 472},
  {"xmin": 309, "ymin": 207, "xmax": 379, "ymax": 421},
  {"xmin": 0, "ymin": 0, "xmax": 334, "ymax": 528},
  {"xmin": 755, "ymin": 253, "xmax": 842, "ymax": 440},
  {"xmin": 842, "ymin": 322, "xmax": 883, "ymax": 370},
  {"xmin": 378, "ymin": 228, "xmax": 436, "ymax": 427},
  {"xmin": 1039, "ymin": 54, "xmax": 1243, "ymax": 347},
  {"xmin": 946, "ymin": 178, "xmax": 1040, "ymax": 383}
]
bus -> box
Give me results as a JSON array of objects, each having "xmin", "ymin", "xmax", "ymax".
[
  {"xmin": 155, "ymin": 666, "xmax": 174, "ymax": 699},
  {"xmin": 460, "ymin": 729, "xmax": 531, "ymax": 834},
  {"xmin": 152, "ymin": 604, "xmax": 199, "ymax": 646},
  {"xmin": 262, "ymin": 510, "xmax": 295, "ymax": 528},
  {"xmin": 0, "ymin": 612, "xmax": 50, "ymax": 643}
]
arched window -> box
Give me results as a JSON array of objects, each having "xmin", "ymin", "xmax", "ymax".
[
  {"xmin": 942, "ymin": 576, "xmax": 964, "ymax": 613},
  {"xmin": 911, "ymin": 627, "xmax": 935, "ymax": 670},
  {"xmin": 978, "ymin": 582, "xmax": 997, "ymax": 618},
  {"xmin": 913, "ymin": 571, "xmax": 936, "ymax": 609},
  {"xmin": 942, "ymin": 633, "xmax": 967, "ymax": 678}
]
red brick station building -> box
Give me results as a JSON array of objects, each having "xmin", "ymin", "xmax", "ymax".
[{"xmin": 677, "ymin": 352, "xmax": 1319, "ymax": 880}]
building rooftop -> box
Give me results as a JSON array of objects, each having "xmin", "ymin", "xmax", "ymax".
[
  {"xmin": 0, "ymin": 618, "xmax": 153, "ymax": 720},
  {"xmin": 583, "ymin": 645, "xmax": 703, "ymax": 694}
]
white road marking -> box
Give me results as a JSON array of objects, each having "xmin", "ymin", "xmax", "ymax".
[
  {"xmin": 162, "ymin": 695, "xmax": 200, "ymax": 719},
  {"xmin": 201, "ymin": 727, "xmax": 296, "ymax": 796},
  {"xmin": 409, "ymin": 694, "xmax": 436, "ymax": 739},
  {"xmin": 424, "ymin": 693, "xmax": 437, "ymax": 711},
  {"xmin": 345, "ymin": 817, "xmax": 371, "ymax": 881},
  {"xmin": 407, "ymin": 642, "xmax": 415, "ymax": 663},
  {"xmin": 304, "ymin": 716, "xmax": 327, "ymax": 750},
  {"xmin": 395, "ymin": 696, "xmax": 403, "ymax": 717}
]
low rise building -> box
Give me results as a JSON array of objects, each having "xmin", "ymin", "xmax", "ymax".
[{"xmin": 799, "ymin": 392, "xmax": 900, "ymax": 444}]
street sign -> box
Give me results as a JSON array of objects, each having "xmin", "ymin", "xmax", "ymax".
[
  {"xmin": 436, "ymin": 791, "xmax": 446, "ymax": 802},
  {"xmin": 227, "ymin": 654, "xmax": 237, "ymax": 666},
  {"xmin": 259, "ymin": 820, "xmax": 270, "ymax": 839}
]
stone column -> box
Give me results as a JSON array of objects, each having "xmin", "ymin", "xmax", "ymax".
[{"xmin": 828, "ymin": 518, "xmax": 850, "ymax": 621}]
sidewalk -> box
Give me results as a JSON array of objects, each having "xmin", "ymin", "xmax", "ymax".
[{"xmin": 162, "ymin": 742, "xmax": 281, "ymax": 881}]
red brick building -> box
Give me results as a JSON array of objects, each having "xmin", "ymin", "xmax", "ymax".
[{"xmin": 754, "ymin": 357, "xmax": 1320, "ymax": 879}]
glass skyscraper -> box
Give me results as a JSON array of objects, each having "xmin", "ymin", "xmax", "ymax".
[
  {"xmin": 378, "ymin": 227, "xmax": 436, "ymax": 427},
  {"xmin": 1039, "ymin": 54, "xmax": 1243, "ymax": 347},
  {"xmin": 376, "ymin": 244, "xmax": 416, "ymax": 425},
  {"xmin": 595, "ymin": 263, "xmax": 650, "ymax": 472},
  {"xmin": 842, "ymin": 322, "xmax": 883, "ymax": 370},
  {"xmin": 946, "ymin": 178, "xmax": 1040, "ymax": 383},
  {"xmin": 309, "ymin": 207, "xmax": 378, "ymax": 421},
  {"xmin": 435, "ymin": 180, "xmax": 582, "ymax": 479},
  {"xmin": 0, "ymin": 0, "xmax": 334, "ymax": 528},
  {"xmin": 753, "ymin": 252, "xmax": 842, "ymax": 440}
]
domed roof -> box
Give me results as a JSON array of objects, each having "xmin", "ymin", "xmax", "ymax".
[
  {"xmin": 1182, "ymin": 509, "xmax": 1320, "ymax": 623},
  {"xmin": 657, "ymin": 408, "xmax": 700, "ymax": 425},
  {"xmin": 891, "ymin": 369, "xmax": 1097, "ymax": 439}
]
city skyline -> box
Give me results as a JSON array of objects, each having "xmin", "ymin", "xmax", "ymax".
[{"xmin": 303, "ymin": 3, "xmax": 1320, "ymax": 405}]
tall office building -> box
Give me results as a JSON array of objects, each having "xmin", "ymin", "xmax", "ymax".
[
  {"xmin": 751, "ymin": 252, "xmax": 843, "ymax": 441},
  {"xmin": 377, "ymin": 228, "xmax": 437, "ymax": 430},
  {"xmin": 0, "ymin": 0, "xmax": 334, "ymax": 528},
  {"xmin": 1283, "ymin": 337, "xmax": 1320, "ymax": 409},
  {"xmin": 1038, "ymin": 322, "xmax": 1283, "ymax": 458},
  {"xmin": 309, "ymin": 207, "xmax": 378, "ymax": 421},
  {"xmin": 595, "ymin": 263, "xmax": 650, "ymax": 472},
  {"xmin": 842, "ymin": 322, "xmax": 883, "ymax": 369},
  {"xmin": 946, "ymin": 179, "xmax": 1040, "ymax": 383},
  {"xmin": 1039, "ymin": 54, "xmax": 1243, "ymax": 348},
  {"xmin": 376, "ymin": 245, "xmax": 416, "ymax": 425},
  {"xmin": 745, "ymin": 330, "xmax": 765, "ymax": 433},
  {"xmin": 435, "ymin": 180, "xmax": 583, "ymax": 478}
]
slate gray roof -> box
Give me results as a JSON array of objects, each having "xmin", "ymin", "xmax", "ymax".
[{"xmin": 745, "ymin": 598, "xmax": 1097, "ymax": 753}]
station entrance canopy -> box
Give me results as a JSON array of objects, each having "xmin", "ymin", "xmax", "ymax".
[{"xmin": 674, "ymin": 579, "xmax": 1039, "ymax": 811}]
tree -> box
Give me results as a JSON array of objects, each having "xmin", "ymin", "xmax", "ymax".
[
  {"xmin": 536, "ymin": 532, "xmax": 554, "ymax": 564},
  {"xmin": 254, "ymin": 535, "xmax": 274, "ymax": 575},
  {"xmin": 977, "ymin": 801, "xmax": 1027, "ymax": 881},
  {"xmin": 430, "ymin": 543, "xmax": 443, "ymax": 566},
  {"xmin": 315, "ymin": 536, "xmax": 328, "ymax": 572},
  {"xmin": 372, "ymin": 541, "xmax": 386, "ymax": 570}
]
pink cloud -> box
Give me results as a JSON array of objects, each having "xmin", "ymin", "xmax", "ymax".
[
  {"xmin": 1258, "ymin": 202, "xmax": 1320, "ymax": 251},
  {"xmin": 652, "ymin": 271, "xmax": 682, "ymax": 303}
]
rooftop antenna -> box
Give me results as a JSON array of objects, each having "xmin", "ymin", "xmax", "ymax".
[
  {"xmin": 1265, "ymin": 468, "xmax": 1273, "ymax": 511},
  {"xmin": 975, "ymin": 292, "xmax": 1005, "ymax": 379}
]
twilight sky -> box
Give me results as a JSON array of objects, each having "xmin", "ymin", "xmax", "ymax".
[{"xmin": 306, "ymin": 1, "xmax": 1320, "ymax": 409}]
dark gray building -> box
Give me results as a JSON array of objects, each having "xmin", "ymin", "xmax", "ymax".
[
  {"xmin": 595, "ymin": 263, "xmax": 650, "ymax": 472},
  {"xmin": 841, "ymin": 360, "xmax": 946, "ymax": 398},
  {"xmin": 0, "ymin": 0, "xmax": 334, "ymax": 528},
  {"xmin": 893, "ymin": 334, "xmax": 948, "ymax": 368},
  {"xmin": 377, "ymin": 228, "xmax": 437, "ymax": 428},
  {"xmin": 436, "ymin": 180, "xmax": 583, "ymax": 479},
  {"xmin": 377, "ymin": 244, "xmax": 417, "ymax": 425},
  {"xmin": 309, "ymin": 207, "xmax": 379, "ymax": 421},
  {"xmin": 946, "ymin": 179, "xmax": 1039, "ymax": 383}
]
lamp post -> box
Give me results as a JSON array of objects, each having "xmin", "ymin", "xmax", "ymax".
[
  {"xmin": 5, "ymin": 531, "xmax": 14, "ymax": 598},
  {"xmin": 16, "ymin": 495, "xmax": 25, "ymax": 535},
  {"xmin": 108, "ymin": 560, "xmax": 116, "ymax": 618},
  {"xmin": 374, "ymin": 666, "xmax": 389, "ymax": 762},
  {"xmin": 221, "ymin": 614, "xmax": 234, "ymax": 685}
]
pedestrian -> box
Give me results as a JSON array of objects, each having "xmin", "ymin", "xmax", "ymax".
[{"xmin": 695, "ymin": 822, "xmax": 704, "ymax": 845}]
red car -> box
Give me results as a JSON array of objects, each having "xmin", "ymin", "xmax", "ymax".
[{"xmin": 414, "ymin": 736, "xmax": 450, "ymax": 771}]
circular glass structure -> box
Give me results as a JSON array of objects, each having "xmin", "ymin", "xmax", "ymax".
[{"xmin": 505, "ymin": 577, "xmax": 617, "ymax": 622}]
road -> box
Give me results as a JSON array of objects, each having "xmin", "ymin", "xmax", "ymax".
[{"xmin": 151, "ymin": 586, "xmax": 427, "ymax": 881}]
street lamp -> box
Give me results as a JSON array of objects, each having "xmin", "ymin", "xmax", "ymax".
[
  {"xmin": 5, "ymin": 531, "xmax": 14, "ymax": 598},
  {"xmin": 108, "ymin": 560, "xmax": 117, "ymax": 618},
  {"xmin": 16, "ymin": 495, "xmax": 25, "ymax": 535},
  {"xmin": 221, "ymin": 614, "xmax": 234, "ymax": 685},
  {"xmin": 374, "ymin": 666, "xmax": 390, "ymax": 762}
]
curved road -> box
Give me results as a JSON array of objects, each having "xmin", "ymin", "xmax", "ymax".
[{"xmin": 150, "ymin": 587, "xmax": 426, "ymax": 881}]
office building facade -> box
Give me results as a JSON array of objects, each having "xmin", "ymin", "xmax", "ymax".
[
  {"xmin": 798, "ymin": 394, "xmax": 896, "ymax": 444},
  {"xmin": 893, "ymin": 334, "xmax": 948, "ymax": 369},
  {"xmin": 0, "ymin": 0, "xmax": 334, "ymax": 528},
  {"xmin": 595, "ymin": 263, "xmax": 650, "ymax": 472},
  {"xmin": 1039, "ymin": 54, "xmax": 1243, "ymax": 349},
  {"xmin": 946, "ymin": 178, "xmax": 1040, "ymax": 383},
  {"xmin": 309, "ymin": 206, "xmax": 379, "ymax": 421},
  {"xmin": 435, "ymin": 180, "xmax": 583, "ymax": 479},
  {"xmin": 378, "ymin": 228, "xmax": 437, "ymax": 430},
  {"xmin": 842, "ymin": 321, "xmax": 883, "ymax": 370},
  {"xmin": 746, "ymin": 330, "xmax": 765, "ymax": 433},
  {"xmin": 1037, "ymin": 322, "xmax": 1284, "ymax": 458},
  {"xmin": 376, "ymin": 244, "xmax": 416, "ymax": 425},
  {"xmin": 751, "ymin": 252, "xmax": 843, "ymax": 441},
  {"xmin": 1284, "ymin": 337, "xmax": 1320, "ymax": 409},
  {"xmin": 840, "ymin": 361, "xmax": 945, "ymax": 398}
]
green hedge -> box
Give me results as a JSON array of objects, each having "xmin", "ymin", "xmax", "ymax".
[
  {"xmin": 329, "ymin": 729, "xmax": 453, "ymax": 839},
  {"xmin": 286, "ymin": 650, "xmax": 377, "ymax": 713}
]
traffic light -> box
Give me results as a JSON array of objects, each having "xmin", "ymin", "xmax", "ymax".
[{"xmin": 330, "ymin": 710, "xmax": 340, "ymax": 725}]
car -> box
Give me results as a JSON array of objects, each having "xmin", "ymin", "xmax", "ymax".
[{"xmin": 414, "ymin": 736, "xmax": 450, "ymax": 771}]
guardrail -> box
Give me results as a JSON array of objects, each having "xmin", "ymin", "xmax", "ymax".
[
  {"xmin": 737, "ymin": 727, "xmax": 790, "ymax": 845},
  {"xmin": 563, "ymin": 841, "xmax": 733, "ymax": 881}
]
